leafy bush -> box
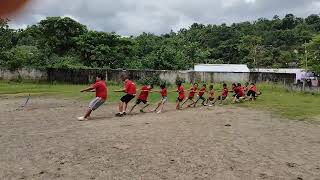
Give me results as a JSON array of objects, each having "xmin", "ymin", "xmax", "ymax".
[{"xmin": 138, "ymin": 73, "xmax": 167, "ymax": 86}]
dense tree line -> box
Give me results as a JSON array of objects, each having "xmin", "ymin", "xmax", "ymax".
[{"xmin": 0, "ymin": 14, "xmax": 320, "ymax": 72}]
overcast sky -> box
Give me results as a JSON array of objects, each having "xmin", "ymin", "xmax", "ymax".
[{"xmin": 8, "ymin": 0, "xmax": 320, "ymax": 35}]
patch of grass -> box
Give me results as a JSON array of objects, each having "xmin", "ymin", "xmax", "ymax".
[
  {"xmin": 238, "ymin": 83, "xmax": 320, "ymax": 120},
  {"xmin": 1, "ymin": 81, "xmax": 319, "ymax": 119}
]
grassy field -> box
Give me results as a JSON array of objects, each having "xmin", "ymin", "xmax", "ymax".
[{"xmin": 1, "ymin": 81, "xmax": 319, "ymax": 120}]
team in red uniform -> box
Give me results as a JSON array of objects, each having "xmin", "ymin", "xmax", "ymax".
[
  {"xmin": 129, "ymin": 84, "xmax": 153, "ymax": 113},
  {"xmin": 76, "ymin": 74, "xmax": 261, "ymax": 120},
  {"xmin": 78, "ymin": 74, "xmax": 107, "ymax": 121}
]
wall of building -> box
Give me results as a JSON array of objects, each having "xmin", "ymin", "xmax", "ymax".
[
  {"xmin": 0, "ymin": 68, "xmax": 296, "ymax": 85},
  {"xmin": 0, "ymin": 68, "xmax": 47, "ymax": 81}
]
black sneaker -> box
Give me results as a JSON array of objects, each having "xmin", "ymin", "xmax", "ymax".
[
  {"xmin": 115, "ymin": 113, "xmax": 123, "ymax": 117},
  {"xmin": 123, "ymin": 112, "xmax": 127, "ymax": 116}
]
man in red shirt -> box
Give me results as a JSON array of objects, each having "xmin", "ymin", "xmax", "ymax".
[
  {"xmin": 129, "ymin": 84, "xmax": 153, "ymax": 113},
  {"xmin": 175, "ymin": 81, "xmax": 185, "ymax": 110},
  {"xmin": 233, "ymin": 83, "xmax": 245, "ymax": 103},
  {"xmin": 181, "ymin": 83, "xmax": 198, "ymax": 108},
  {"xmin": 115, "ymin": 73, "xmax": 136, "ymax": 117},
  {"xmin": 192, "ymin": 84, "xmax": 207, "ymax": 107},
  {"xmin": 153, "ymin": 84, "xmax": 168, "ymax": 114},
  {"xmin": 211, "ymin": 83, "xmax": 229, "ymax": 105},
  {"xmin": 77, "ymin": 74, "xmax": 107, "ymax": 121},
  {"xmin": 247, "ymin": 82, "xmax": 257, "ymax": 100}
]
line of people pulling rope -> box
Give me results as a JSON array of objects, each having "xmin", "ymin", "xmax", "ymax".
[{"xmin": 77, "ymin": 74, "xmax": 261, "ymax": 121}]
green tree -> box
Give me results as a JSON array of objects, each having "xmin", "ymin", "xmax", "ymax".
[{"xmin": 307, "ymin": 34, "xmax": 320, "ymax": 73}]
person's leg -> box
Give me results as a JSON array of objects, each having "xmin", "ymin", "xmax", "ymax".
[
  {"xmin": 199, "ymin": 97, "xmax": 204, "ymax": 106},
  {"xmin": 123, "ymin": 95, "xmax": 134, "ymax": 114},
  {"xmin": 84, "ymin": 109, "xmax": 92, "ymax": 118},
  {"xmin": 181, "ymin": 98, "xmax": 189, "ymax": 107},
  {"xmin": 154, "ymin": 101, "xmax": 161, "ymax": 112},
  {"xmin": 157, "ymin": 97, "xmax": 167, "ymax": 113},
  {"xmin": 192, "ymin": 96, "xmax": 200, "ymax": 107},
  {"xmin": 124, "ymin": 102, "xmax": 128, "ymax": 112},
  {"xmin": 140, "ymin": 102, "xmax": 149, "ymax": 112},
  {"xmin": 129, "ymin": 104, "xmax": 137, "ymax": 113},
  {"xmin": 188, "ymin": 98, "xmax": 196, "ymax": 107},
  {"xmin": 176, "ymin": 98, "xmax": 181, "ymax": 110},
  {"xmin": 252, "ymin": 91, "xmax": 257, "ymax": 100},
  {"xmin": 80, "ymin": 98, "xmax": 104, "ymax": 120}
]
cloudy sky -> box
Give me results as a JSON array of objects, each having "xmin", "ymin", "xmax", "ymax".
[{"xmin": 8, "ymin": 0, "xmax": 320, "ymax": 35}]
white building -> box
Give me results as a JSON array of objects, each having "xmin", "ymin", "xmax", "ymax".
[
  {"xmin": 194, "ymin": 64, "xmax": 250, "ymax": 73},
  {"xmin": 251, "ymin": 68, "xmax": 310, "ymax": 82}
]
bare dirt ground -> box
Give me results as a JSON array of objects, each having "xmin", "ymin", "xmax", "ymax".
[{"xmin": 0, "ymin": 97, "xmax": 320, "ymax": 180}]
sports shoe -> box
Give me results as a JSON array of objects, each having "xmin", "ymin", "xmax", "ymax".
[
  {"xmin": 115, "ymin": 113, "xmax": 123, "ymax": 117},
  {"xmin": 157, "ymin": 110, "xmax": 162, "ymax": 114},
  {"xmin": 77, "ymin": 117, "xmax": 88, "ymax": 121}
]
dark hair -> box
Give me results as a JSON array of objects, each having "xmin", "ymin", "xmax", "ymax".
[
  {"xmin": 209, "ymin": 85, "xmax": 214, "ymax": 89},
  {"xmin": 237, "ymin": 83, "xmax": 242, "ymax": 87},
  {"xmin": 203, "ymin": 84, "xmax": 207, "ymax": 87},
  {"xmin": 176, "ymin": 81, "xmax": 182, "ymax": 86},
  {"xmin": 223, "ymin": 83, "xmax": 227, "ymax": 87},
  {"xmin": 251, "ymin": 82, "xmax": 255, "ymax": 85},
  {"xmin": 150, "ymin": 84, "xmax": 154, "ymax": 89},
  {"xmin": 160, "ymin": 84, "xmax": 166, "ymax": 89},
  {"xmin": 232, "ymin": 83, "xmax": 236, "ymax": 86},
  {"xmin": 97, "ymin": 74, "xmax": 105, "ymax": 80},
  {"xmin": 120, "ymin": 73, "xmax": 128, "ymax": 81}
]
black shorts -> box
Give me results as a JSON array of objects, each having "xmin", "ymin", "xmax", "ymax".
[
  {"xmin": 218, "ymin": 96, "xmax": 226, "ymax": 100},
  {"xmin": 235, "ymin": 94, "xmax": 242, "ymax": 99},
  {"xmin": 208, "ymin": 97, "xmax": 215, "ymax": 101},
  {"xmin": 136, "ymin": 99, "xmax": 148, "ymax": 104},
  {"xmin": 188, "ymin": 96, "xmax": 194, "ymax": 100},
  {"xmin": 247, "ymin": 90, "xmax": 256, "ymax": 97},
  {"xmin": 177, "ymin": 97, "xmax": 184, "ymax": 102},
  {"xmin": 121, "ymin": 94, "xmax": 135, "ymax": 103}
]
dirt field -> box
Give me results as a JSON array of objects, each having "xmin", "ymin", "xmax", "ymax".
[{"xmin": 0, "ymin": 97, "xmax": 320, "ymax": 180}]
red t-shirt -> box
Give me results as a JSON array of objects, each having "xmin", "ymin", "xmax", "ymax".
[
  {"xmin": 125, "ymin": 80, "xmax": 136, "ymax": 95},
  {"xmin": 222, "ymin": 88, "xmax": 228, "ymax": 97},
  {"xmin": 209, "ymin": 90, "xmax": 215, "ymax": 97},
  {"xmin": 138, "ymin": 86, "xmax": 151, "ymax": 101},
  {"xmin": 160, "ymin": 88, "xmax": 167, "ymax": 97},
  {"xmin": 198, "ymin": 87, "xmax": 206, "ymax": 97},
  {"xmin": 177, "ymin": 86, "xmax": 185, "ymax": 99},
  {"xmin": 250, "ymin": 85, "xmax": 257, "ymax": 92},
  {"xmin": 189, "ymin": 87, "xmax": 197, "ymax": 98},
  {"xmin": 93, "ymin": 80, "xmax": 107, "ymax": 100},
  {"xmin": 237, "ymin": 87, "xmax": 244, "ymax": 97}
]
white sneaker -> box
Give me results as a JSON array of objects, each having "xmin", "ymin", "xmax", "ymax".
[
  {"xmin": 77, "ymin": 117, "xmax": 88, "ymax": 121},
  {"xmin": 157, "ymin": 111, "xmax": 162, "ymax": 114},
  {"xmin": 208, "ymin": 104, "xmax": 213, "ymax": 107}
]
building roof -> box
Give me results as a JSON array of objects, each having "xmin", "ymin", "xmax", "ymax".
[
  {"xmin": 194, "ymin": 64, "xmax": 250, "ymax": 73},
  {"xmin": 251, "ymin": 68, "xmax": 306, "ymax": 73}
]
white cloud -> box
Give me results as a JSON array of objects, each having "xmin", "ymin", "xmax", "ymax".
[{"xmin": 7, "ymin": 0, "xmax": 320, "ymax": 35}]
